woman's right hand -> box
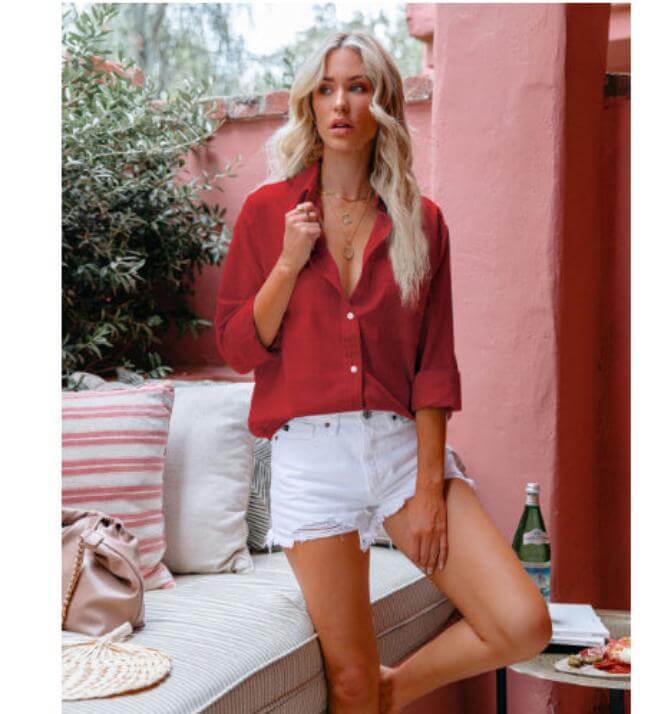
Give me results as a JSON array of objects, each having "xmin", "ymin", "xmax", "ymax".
[{"xmin": 278, "ymin": 201, "xmax": 322, "ymax": 276}]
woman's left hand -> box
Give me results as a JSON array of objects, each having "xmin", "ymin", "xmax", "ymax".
[{"xmin": 402, "ymin": 482, "xmax": 447, "ymax": 574}]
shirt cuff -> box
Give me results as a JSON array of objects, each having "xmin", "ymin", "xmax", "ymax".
[
  {"xmin": 411, "ymin": 368, "xmax": 462, "ymax": 416},
  {"xmin": 219, "ymin": 294, "xmax": 280, "ymax": 373}
]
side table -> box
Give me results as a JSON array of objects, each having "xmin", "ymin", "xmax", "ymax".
[{"xmin": 496, "ymin": 608, "xmax": 630, "ymax": 714}]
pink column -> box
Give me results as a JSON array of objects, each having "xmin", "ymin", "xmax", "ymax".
[{"xmin": 427, "ymin": 4, "xmax": 613, "ymax": 713}]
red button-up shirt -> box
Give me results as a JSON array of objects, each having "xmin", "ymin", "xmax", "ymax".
[{"xmin": 214, "ymin": 158, "xmax": 461, "ymax": 439}]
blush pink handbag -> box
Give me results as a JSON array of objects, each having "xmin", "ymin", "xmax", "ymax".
[{"xmin": 62, "ymin": 508, "xmax": 145, "ymax": 636}]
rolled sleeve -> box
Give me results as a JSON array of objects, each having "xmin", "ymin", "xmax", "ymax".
[
  {"xmin": 411, "ymin": 208, "xmax": 462, "ymax": 418},
  {"xmin": 215, "ymin": 195, "xmax": 281, "ymax": 374}
]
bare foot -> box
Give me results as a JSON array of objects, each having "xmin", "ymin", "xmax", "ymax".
[{"xmin": 379, "ymin": 664, "xmax": 402, "ymax": 714}]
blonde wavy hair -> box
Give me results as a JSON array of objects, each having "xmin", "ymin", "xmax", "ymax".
[{"xmin": 263, "ymin": 31, "xmax": 431, "ymax": 308}]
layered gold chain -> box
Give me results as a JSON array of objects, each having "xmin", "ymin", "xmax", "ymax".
[{"xmin": 320, "ymin": 188, "xmax": 374, "ymax": 260}]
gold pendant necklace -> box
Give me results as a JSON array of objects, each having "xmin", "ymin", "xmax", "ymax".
[
  {"xmin": 320, "ymin": 188, "xmax": 371, "ymax": 227},
  {"xmin": 321, "ymin": 189, "xmax": 373, "ymax": 261},
  {"xmin": 320, "ymin": 186, "xmax": 374, "ymax": 260}
]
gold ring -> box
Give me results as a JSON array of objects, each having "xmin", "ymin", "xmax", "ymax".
[{"xmin": 296, "ymin": 205, "xmax": 309, "ymax": 220}]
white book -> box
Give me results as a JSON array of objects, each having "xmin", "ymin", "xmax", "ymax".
[
  {"xmin": 547, "ymin": 603, "xmax": 610, "ymax": 646},
  {"xmin": 551, "ymin": 633, "xmax": 607, "ymax": 646}
]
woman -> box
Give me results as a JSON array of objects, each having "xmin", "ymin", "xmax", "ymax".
[{"xmin": 215, "ymin": 31, "xmax": 552, "ymax": 714}]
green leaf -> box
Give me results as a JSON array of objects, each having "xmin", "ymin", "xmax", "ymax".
[{"xmin": 61, "ymin": 3, "xmax": 241, "ymax": 380}]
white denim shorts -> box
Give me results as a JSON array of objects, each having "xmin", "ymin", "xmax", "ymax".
[{"xmin": 265, "ymin": 409, "xmax": 477, "ymax": 552}]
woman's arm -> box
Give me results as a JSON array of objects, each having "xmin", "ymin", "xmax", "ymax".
[
  {"xmin": 415, "ymin": 407, "xmax": 447, "ymax": 490},
  {"xmin": 410, "ymin": 206, "xmax": 461, "ymax": 419},
  {"xmin": 215, "ymin": 197, "xmax": 320, "ymax": 373},
  {"xmin": 252, "ymin": 258, "xmax": 299, "ymax": 349},
  {"xmin": 403, "ymin": 205, "xmax": 459, "ymax": 572},
  {"xmin": 215, "ymin": 195, "xmax": 285, "ymax": 374},
  {"xmin": 406, "ymin": 406, "xmax": 449, "ymax": 574},
  {"xmin": 253, "ymin": 199, "xmax": 323, "ymax": 349}
]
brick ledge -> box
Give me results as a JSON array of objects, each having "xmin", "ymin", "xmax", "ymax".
[{"xmin": 208, "ymin": 75, "xmax": 433, "ymax": 121}]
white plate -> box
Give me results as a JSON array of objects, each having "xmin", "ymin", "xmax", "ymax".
[{"xmin": 554, "ymin": 656, "xmax": 630, "ymax": 680}]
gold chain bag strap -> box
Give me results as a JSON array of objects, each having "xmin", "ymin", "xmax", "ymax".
[{"xmin": 62, "ymin": 508, "xmax": 145, "ymax": 636}]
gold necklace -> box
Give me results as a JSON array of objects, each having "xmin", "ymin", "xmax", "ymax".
[
  {"xmin": 322, "ymin": 189, "xmax": 373, "ymax": 260},
  {"xmin": 320, "ymin": 189, "xmax": 371, "ymax": 202},
  {"xmin": 320, "ymin": 189, "xmax": 372, "ymax": 226}
]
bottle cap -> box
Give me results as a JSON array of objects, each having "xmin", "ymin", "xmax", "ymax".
[{"xmin": 526, "ymin": 483, "xmax": 540, "ymax": 493}]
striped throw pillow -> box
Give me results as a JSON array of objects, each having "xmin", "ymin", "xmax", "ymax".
[
  {"xmin": 246, "ymin": 437, "xmax": 281, "ymax": 552},
  {"xmin": 62, "ymin": 382, "xmax": 176, "ymax": 590}
]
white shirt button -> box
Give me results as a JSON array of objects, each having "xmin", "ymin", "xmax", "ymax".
[
  {"xmin": 350, "ymin": 365, "xmax": 358, "ymax": 373},
  {"xmin": 347, "ymin": 311, "xmax": 355, "ymax": 320}
]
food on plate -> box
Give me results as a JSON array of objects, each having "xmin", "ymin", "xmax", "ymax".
[
  {"xmin": 567, "ymin": 637, "xmax": 631, "ymax": 674},
  {"xmin": 607, "ymin": 636, "xmax": 631, "ymax": 664}
]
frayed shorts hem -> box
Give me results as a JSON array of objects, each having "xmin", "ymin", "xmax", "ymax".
[
  {"xmin": 264, "ymin": 482, "xmax": 417, "ymax": 555},
  {"xmin": 265, "ymin": 472, "xmax": 477, "ymax": 556}
]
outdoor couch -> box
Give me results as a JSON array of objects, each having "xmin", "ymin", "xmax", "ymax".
[
  {"xmin": 61, "ymin": 372, "xmax": 464, "ymax": 713},
  {"xmin": 63, "ymin": 548, "xmax": 458, "ymax": 713}
]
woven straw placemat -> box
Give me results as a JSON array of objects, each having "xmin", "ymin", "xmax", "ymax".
[{"xmin": 62, "ymin": 622, "xmax": 171, "ymax": 701}]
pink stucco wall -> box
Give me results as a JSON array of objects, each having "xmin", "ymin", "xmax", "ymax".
[
  {"xmin": 162, "ymin": 5, "xmax": 630, "ymax": 713},
  {"xmin": 427, "ymin": 4, "xmax": 565, "ymax": 709}
]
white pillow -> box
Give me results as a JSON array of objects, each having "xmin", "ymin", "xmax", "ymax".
[{"xmin": 162, "ymin": 381, "xmax": 256, "ymax": 574}]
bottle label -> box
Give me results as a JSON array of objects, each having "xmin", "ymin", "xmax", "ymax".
[
  {"xmin": 521, "ymin": 560, "xmax": 551, "ymax": 602},
  {"xmin": 523, "ymin": 528, "xmax": 550, "ymax": 545}
]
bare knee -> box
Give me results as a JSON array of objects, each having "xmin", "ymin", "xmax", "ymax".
[
  {"xmin": 496, "ymin": 598, "xmax": 553, "ymax": 662},
  {"xmin": 327, "ymin": 661, "xmax": 379, "ymax": 708}
]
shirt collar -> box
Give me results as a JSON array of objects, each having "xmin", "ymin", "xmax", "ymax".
[
  {"xmin": 291, "ymin": 157, "xmax": 387, "ymax": 214},
  {"xmin": 288, "ymin": 157, "xmax": 393, "ymax": 299}
]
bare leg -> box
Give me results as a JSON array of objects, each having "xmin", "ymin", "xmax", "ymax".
[
  {"xmin": 284, "ymin": 530, "xmax": 381, "ymax": 713},
  {"xmin": 379, "ymin": 478, "xmax": 552, "ymax": 713}
]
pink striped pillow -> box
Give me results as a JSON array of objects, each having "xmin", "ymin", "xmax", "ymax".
[{"xmin": 62, "ymin": 382, "xmax": 176, "ymax": 590}]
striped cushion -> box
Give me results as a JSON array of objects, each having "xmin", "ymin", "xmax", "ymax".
[
  {"xmin": 62, "ymin": 547, "xmax": 457, "ymax": 713},
  {"xmin": 62, "ymin": 382, "xmax": 176, "ymax": 590},
  {"xmin": 246, "ymin": 438, "xmax": 281, "ymax": 552}
]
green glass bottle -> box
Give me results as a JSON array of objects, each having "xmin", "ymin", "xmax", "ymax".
[{"xmin": 512, "ymin": 483, "xmax": 551, "ymax": 602}]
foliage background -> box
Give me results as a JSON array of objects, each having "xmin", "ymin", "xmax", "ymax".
[
  {"xmin": 62, "ymin": 4, "xmax": 232, "ymax": 384},
  {"xmin": 63, "ymin": 3, "xmax": 423, "ymax": 97}
]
